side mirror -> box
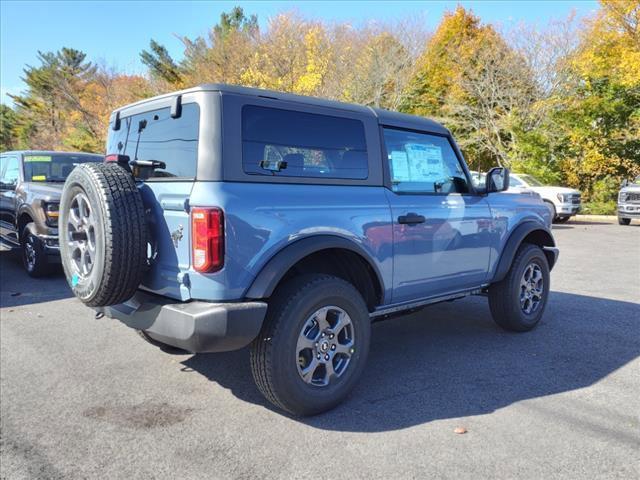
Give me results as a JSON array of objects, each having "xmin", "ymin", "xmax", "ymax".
[{"xmin": 486, "ymin": 167, "xmax": 510, "ymax": 193}]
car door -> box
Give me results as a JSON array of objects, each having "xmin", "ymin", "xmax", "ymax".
[
  {"xmin": 0, "ymin": 155, "xmax": 21, "ymax": 245},
  {"xmin": 381, "ymin": 127, "xmax": 493, "ymax": 303}
]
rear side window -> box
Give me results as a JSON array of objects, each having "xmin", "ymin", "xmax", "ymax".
[
  {"xmin": 242, "ymin": 105, "xmax": 368, "ymax": 180},
  {"xmin": 107, "ymin": 103, "xmax": 200, "ymax": 179}
]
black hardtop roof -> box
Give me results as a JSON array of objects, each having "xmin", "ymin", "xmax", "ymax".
[
  {"xmin": 114, "ymin": 83, "xmax": 450, "ymax": 135},
  {"xmin": 1, "ymin": 150, "xmax": 103, "ymax": 157}
]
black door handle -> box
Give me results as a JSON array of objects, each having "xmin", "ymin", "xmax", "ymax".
[{"xmin": 398, "ymin": 213, "xmax": 426, "ymax": 225}]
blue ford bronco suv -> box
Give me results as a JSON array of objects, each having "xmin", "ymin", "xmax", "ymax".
[{"xmin": 59, "ymin": 84, "xmax": 558, "ymax": 415}]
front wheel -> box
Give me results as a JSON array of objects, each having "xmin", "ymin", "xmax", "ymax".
[
  {"xmin": 21, "ymin": 225, "xmax": 50, "ymax": 277},
  {"xmin": 489, "ymin": 243, "xmax": 550, "ymax": 332},
  {"xmin": 250, "ymin": 274, "xmax": 371, "ymax": 416},
  {"xmin": 618, "ymin": 217, "xmax": 631, "ymax": 225},
  {"xmin": 555, "ymin": 216, "xmax": 571, "ymax": 224}
]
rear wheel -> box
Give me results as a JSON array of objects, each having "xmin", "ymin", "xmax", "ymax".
[
  {"xmin": 489, "ymin": 243, "xmax": 550, "ymax": 332},
  {"xmin": 618, "ymin": 217, "xmax": 631, "ymax": 225},
  {"xmin": 21, "ymin": 225, "xmax": 49, "ymax": 277},
  {"xmin": 250, "ymin": 274, "xmax": 371, "ymax": 416}
]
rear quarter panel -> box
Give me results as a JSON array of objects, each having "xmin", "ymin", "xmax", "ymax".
[{"xmin": 188, "ymin": 182, "xmax": 393, "ymax": 302}]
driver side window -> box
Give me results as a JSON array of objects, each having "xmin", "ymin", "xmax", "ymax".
[{"xmin": 383, "ymin": 128, "xmax": 469, "ymax": 194}]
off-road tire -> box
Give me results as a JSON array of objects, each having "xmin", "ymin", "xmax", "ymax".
[
  {"xmin": 250, "ymin": 274, "xmax": 371, "ymax": 416},
  {"xmin": 489, "ymin": 243, "xmax": 550, "ymax": 332},
  {"xmin": 59, "ymin": 163, "xmax": 147, "ymax": 307},
  {"xmin": 618, "ymin": 217, "xmax": 631, "ymax": 225},
  {"xmin": 21, "ymin": 225, "xmax": 50, "ymax": 277}
]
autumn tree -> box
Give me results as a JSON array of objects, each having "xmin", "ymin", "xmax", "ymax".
[
  {"xmin": 0, "ymin": 104, "xmax": 18, "ymax": 150},
  {"xmin": 401, "ymin": 7, "xmax": 540, "ymax": 171},
  {"xmin": 553, "ymin": 0, "xmax": 640, "ymax": 197}
]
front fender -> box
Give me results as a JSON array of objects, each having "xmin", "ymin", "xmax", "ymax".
[
  {"xmin": 492, "ymin": 221, "xmax": 557, "ymax": 283},
  {"xmin": 244, "ymin": 235, "xmax": 387, "ymax": 302}
]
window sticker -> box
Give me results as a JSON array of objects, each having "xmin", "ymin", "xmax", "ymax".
[
  {"xmin": 390, "ymin": 151, "xmax": 410, "ymax": 182},
  {"xmin": 31, "ymin": 175, "xmax": 47, "ymax": 181},
  {"xmin": 24, "ymin": 155, "xmax": 52, "ymax": 163},
  {"xmin": 405, "ymin": 144, "xmax": 442, "ymax": 182}
]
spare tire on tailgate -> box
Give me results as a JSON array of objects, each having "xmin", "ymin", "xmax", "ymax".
[{"xmin": 59, "ymin": 162, "xmax": 147, "ymax": 307}]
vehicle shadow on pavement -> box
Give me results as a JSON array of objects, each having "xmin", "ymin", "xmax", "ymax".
[
  {"xmin": 182, "ymin": 292, "xmax": 640, "ymax": 431},
  {"xmin": 0, "ymin": 252, "xmax": 71, "ymax": 308}
]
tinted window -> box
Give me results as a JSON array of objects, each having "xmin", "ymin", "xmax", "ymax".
[
  {"xmin": 23, "ymin": 154, "xmax": 102, "ymax": 182},
  {"xmin": 0, "ymin": 156, "xmax": 20, "ymax": 186},
  {"xmin": 383, "ymin": 128, "xmax": 469, "ymax": 194},
  {"xmin": 107, "ymin": 103, "xmax": 200, "ymax": 179},
  {"xmin": 242, "ymin": 105, "xmax": 368, "ymax": 180}
]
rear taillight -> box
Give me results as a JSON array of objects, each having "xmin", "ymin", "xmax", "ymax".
[
  {"xmin": 105, "ymin": 154, "xmax": 130, "ymax": 164},
  {"xmin": 191, "ymin": 208, "xmax": 224, "ymax": 273}
]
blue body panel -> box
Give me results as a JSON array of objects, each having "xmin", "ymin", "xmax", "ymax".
[
  {"xmin": 187, "ymin": 182, "xmax": 394, "ymax": 302},
  {"xmin": 384, "ymin": 191, "xmax": 494, "ymax": 303},
  {"xmin": 140, "ymin": 180, "xmax": 551, "ymax": 307}
]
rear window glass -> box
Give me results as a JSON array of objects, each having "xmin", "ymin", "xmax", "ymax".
[
  {"xmin": 23, "ymin": 154, "xmax": 102, "ymax": 182},
  {"xmin": 107, "ymin": 103, "xmax": 200, "ymax": 179},
  {"xmin": 242, "ymin": 105, "xmax": 368, "ymax": 180}
]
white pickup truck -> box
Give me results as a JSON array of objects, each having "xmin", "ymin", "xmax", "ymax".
[{"xmin": 471, "ymin": 172, "xmax": 581, "ymax": 223}]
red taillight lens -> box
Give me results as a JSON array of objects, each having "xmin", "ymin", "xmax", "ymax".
[
  {"xmin": 191, "ymin": 208, "xmax": 224, "ymax": 273},
  {"xmin": 105, "ymin": 154, "xmax": 130, "ymax": 164}
]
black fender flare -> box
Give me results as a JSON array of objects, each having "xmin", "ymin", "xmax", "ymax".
[
  {"xmin": 492, "ymin": 221, "xmax": 558, "ymax": 283},
  {"xmin": 16, "ymin": 205, "xmax": 36, "ymax": 236},
  {"xmin": 244, "ymin": 235, "xmax": 386, "ymax": 301}
]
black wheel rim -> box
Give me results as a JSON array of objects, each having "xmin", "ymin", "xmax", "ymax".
[{"xmin": 24, "ymin": 234, "xmax": 36, "ymax": 270}]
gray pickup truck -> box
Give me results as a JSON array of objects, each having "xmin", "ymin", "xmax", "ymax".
[
  {"xmin": 618, "ymin": 175, "xmax": 640, "ymax": 225},
  {"xmin": 58, "ymin": 84, "xmax": 558, "ymax": 415},
  {"xmin": 0, "ymin": 151, "xmax": 102, "ymax": 276}
]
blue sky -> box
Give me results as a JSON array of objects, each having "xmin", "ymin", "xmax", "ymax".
[{"xmin": 1, "ymin": 0, "xmax": 599, "ymax": 105}]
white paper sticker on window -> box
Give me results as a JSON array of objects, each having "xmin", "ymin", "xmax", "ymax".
[
  {"xmin": 405, "ymin": 144, "xmax": 442, "ymax": 182},
  {"xmin": 390, "ymin": 151, "xmax": 411, "ymax": 182}
]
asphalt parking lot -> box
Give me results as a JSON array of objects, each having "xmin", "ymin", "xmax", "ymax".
[{"xmin": 1, "ymin": 220, "xmax": 639, "ymax": 480}]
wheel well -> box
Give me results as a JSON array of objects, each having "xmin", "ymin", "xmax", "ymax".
[
  {"xmin": 523, "ymin": 229, "xmax": 556, "ymax": 268},
  {"xmin": 17, "ymin": 213, "xmax": 32, "ymax": 239},
  {"xmin": 278, "ymin": 248, "xmax": 382, "ymax": 312}
]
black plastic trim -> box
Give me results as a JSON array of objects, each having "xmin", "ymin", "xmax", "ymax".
[
  {"xmin": 245, "ymin": 235, "xmax": 386, "ymax": 303},
  {"xmin": 492, "ymin": 221, "xmax": 557, "ymax": 283}
]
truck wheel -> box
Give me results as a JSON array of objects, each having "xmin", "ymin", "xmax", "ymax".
[
  {"xmin": 21, "ymin": 225, "xmax": 50, "ymax": 277},
  {"xmin": 489, "ymin": 243, "xmax": 550, "ymax": 332},
  {"xmin": 618, "ymin": 217, "xmax": 631, "ymax": 225},
  {"xmin": 250, "ymin": 274, "xmax": 371, "ymax": 416},
  {"xmin": 59, "ymin": 163, "xmax": 147, "ymax": 307},
  {"xmin": 555, "ymin": 216, "xmax": 570, "ymax": 224}
]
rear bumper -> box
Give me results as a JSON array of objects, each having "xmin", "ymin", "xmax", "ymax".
[{"xmin": 95, "ymin": 291, "xmax": 268, "ymax": 353}]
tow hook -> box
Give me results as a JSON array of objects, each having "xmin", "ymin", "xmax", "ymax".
[{"xmin": 95, "ymin": 311, "xmax": 105, "ymax": 320}]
